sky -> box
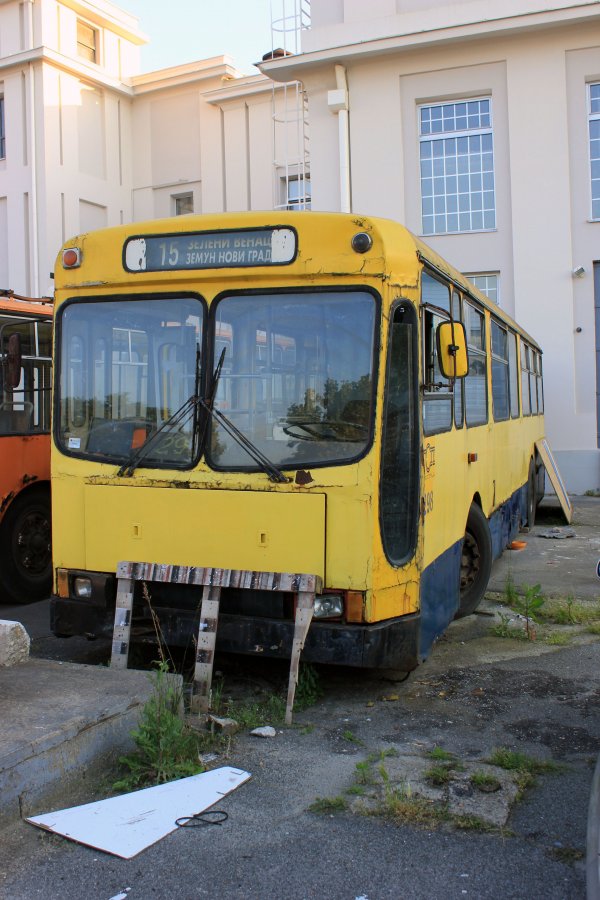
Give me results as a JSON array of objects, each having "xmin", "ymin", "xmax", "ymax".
[{"xmin": 121, "ymin": 0, "xmax": 277, "ymax": 75}]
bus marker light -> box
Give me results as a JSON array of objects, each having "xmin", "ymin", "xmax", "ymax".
[
  {"xmin": 345, "ymin": 591, "xmax": 364, "ymax": 623},
  {"xmin": 62, "ymin": 248, "xmax": 81, "ymax": 268},
  {"xmin": 468, "ymin": 452, "xmax": 478, "ymax": 464},
  {"xmin": 57, "ymin": 568, "xmax": 69, "ymax": 598},
  {"xmin": 351, "ymin": 232, "xmax": 373, "ymax": 254}
]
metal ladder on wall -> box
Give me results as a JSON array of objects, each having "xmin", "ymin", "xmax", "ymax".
[{"xmin": 110, "ymin": 561, "xmax": 321, "ymax": 725}]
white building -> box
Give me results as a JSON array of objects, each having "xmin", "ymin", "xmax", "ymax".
[
  {"xmin": 0, "ymin": 0, "xmax": 598, "ymax": 491},
  {"xmin": 263, "ymin": 0, "xmax": 600, "ymax": 493}
]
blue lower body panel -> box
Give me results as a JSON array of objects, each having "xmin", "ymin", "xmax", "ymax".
[{"xmin": 419, "ymin": 483, "xmax": 525, "ymax": 660}]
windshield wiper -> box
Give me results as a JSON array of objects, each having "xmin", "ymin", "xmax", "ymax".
[
  {"xmin": 116, "ymin": 345, "xmax": 202, "ymax": 477},
  {"xmin": 198, "ymin": 348, "xmax": 290, "ymax": 484},
  {"xmin": 117, "ymin": 346, "xmax": 290, "ymax": 484},
  {"xmin": 116, "ymin": 395, "xmax": 198, "ymax": 478}
]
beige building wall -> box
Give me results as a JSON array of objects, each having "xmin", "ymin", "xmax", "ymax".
[
  {"xmin": 263, "ymin": 0, "xmax": 600, "ymax": 493},
  {"xmin": 0, "ymin": 0, "xmax": 144, "ymax": 295}
]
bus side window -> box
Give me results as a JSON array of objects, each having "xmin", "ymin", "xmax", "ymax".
[
  {"xmin": 537, "ymin": 353, "xmax": 544, "ymax": 414},
  {"xmin": 521, "ymin": 341, "xmax": 531, "ymax": 416},
  {"xmin": 508, "ymin": 330, "xmax": 519, "ymax": 418},
  {"xmin": 452, "ymin": 291, "xmax": 464, "ymax": 428},
  {"xmin": 464, "ymin": 300, "xmax": 487, "ymax": 426},
  {"xmin": 422, "ymin": 272, "xmax": 452, "ymax": 435},
  {"xmin": 491, "ymin": 319, "xmax": 509, "ymax": 421}
]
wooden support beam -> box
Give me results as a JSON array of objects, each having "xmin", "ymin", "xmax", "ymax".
[
  {"xmin": 110, "ymin": 577, "xmax": 134, "ymax": 670},
  {"xmin": 190, "ymin": 585, "xmax": 221, "ymax": 715},
  {"xmin": 285, "ymin": 590, "xmax": 315, "ymax": 725}
]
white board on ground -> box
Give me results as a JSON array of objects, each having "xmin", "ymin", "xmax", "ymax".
[{"xmin": 26, "ymin": 766, "xmax": 251, "ymax": 859}]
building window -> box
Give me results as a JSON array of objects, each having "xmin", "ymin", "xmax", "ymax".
[
  {"xmin": 419, "ymin": 98, "xmax": 496, "ymax": 235},
  {"xmin": 590, "ymin": 83, "xmax": 600, "ymax": 220},
  {"xmin": 77, "ymin": 20, "xmax": 98, "ymax": 64},
  {"xmin": 0, "ymin": 97, "xmax": 5, "ymax": 160},
  {"xmin": 284, "ymin": 175, "xmax": 311, "ymax": 210},
  {"xmin": 174, "ymin": 193, "xmax": 194, "ymax": 216},
  {"xmin": 465, "ymin": 273, "xmax": 499, "ymax": 305}
]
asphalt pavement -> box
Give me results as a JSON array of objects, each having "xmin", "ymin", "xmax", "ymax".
[{"xmin": 0, "ymin": 495, "xmax": 598, "ymax": 899}]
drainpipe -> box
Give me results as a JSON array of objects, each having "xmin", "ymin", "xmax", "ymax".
[
  {"xmin": 327, "ymin": 64, "xmax": 351, "ymax": 213},
  {"xmin": 25, "ymin": 0, "xmax": 39, "ymax": 295}
]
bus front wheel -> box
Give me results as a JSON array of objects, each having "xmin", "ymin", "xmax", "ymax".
[
  {"xmin": 455, "ymin": 503, "xmax": 492, "ymax": 619},
  {"xmin": 0, "ymin": 487, "xmax": 52, "ymax": 604}
]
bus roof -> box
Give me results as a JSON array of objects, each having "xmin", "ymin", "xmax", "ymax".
[
  {"xmin": 57, "ymin": 211, "xmax": 540, "ymax": 351},
  {"xmin": 0, "ymin": 292, "xmax": 53, "ymax": 318}
]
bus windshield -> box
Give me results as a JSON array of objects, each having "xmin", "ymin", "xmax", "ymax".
[
  {"xmin": 57, "ymin": 289, "xmax": 377, "ymax": 471},
  {"xmin": 209, "ymin": 290, "xmax": 377, "ymax": 470},
  {"xmin": 58, "ymin": 296, "xmax": 203, "ymax": 467}
]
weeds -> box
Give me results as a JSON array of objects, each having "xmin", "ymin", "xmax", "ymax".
[
  {"xmin": 545, "ymin": 632, "xmax": 571, "ymax": 646},
  {"xmin": 513, "ymin": 583, "xmax": 545, "ymax": 639},
  {"xmin": 225, "ymin": 693, "xmax": 286, "ymax": 729},
  {"xmin": 486, "ymin": 747, "xmax": 561, "ymax": 775},
  {"xmin": 342, "ymin": 729, "xmax": 362, "ymax": 744},
  {"xmin": 309, "ymin": 796, "xmax": 348, "ymax": 813},
  {"xmin": 294, "ymin": 663, "xmax": 323, "ymax": 710},
  {"xmin": 426, "ymin": 746, "xmax": 455, "ymax": 762},
  {"xmin": 424, "ymin": 764, "xmax": 452, "ymax": 786},
  {"xmin": 470, "ymin": 771, "xmax": 501, "ymax": 792},
  {"xmin": 114, "ymin": 662, "xmax": 204, "ymax": 791}
]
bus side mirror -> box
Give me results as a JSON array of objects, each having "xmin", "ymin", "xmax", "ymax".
[
  {"xmin": 437, "ymin": 321, "xmax": 468, "ymax": 379},
  {"xmin": 5, "ymin": 333, "xmax": 22, "ymax": 389}
]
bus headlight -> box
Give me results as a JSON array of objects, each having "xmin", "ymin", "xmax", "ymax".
[
  {"xmin": 73, "ymin": 577, "xmax": 92, "ymax": 599},
  {"xmin": 313, "ymin": 594, "xmax": 344, "ymax": 619}
]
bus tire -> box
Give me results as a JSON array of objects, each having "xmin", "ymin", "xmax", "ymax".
[
  {"xmin": 527, "ymin": 458, "xmax": 536, "ymax": 529},
  {"xmin": 455, "ymin": 503, "xmax": 493, "ymax": 619},
  {"xmin": 0, "ymin": 486, "xmax": 52, "ymax": 604}
]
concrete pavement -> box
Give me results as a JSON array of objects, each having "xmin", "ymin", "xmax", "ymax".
[{"xmin": 0, "ymin": 495, "xmax": 597, "ymax": 829}]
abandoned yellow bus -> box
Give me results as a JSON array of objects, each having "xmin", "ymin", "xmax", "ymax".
[{"xmin": 50, "ymin": 212, "xmax": 545, "ymax": 669}]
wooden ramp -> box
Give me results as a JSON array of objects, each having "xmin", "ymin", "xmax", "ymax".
[
  {"xmin": 111, "ymin": 562, "xmax": 321, "ymax": 725},
  {"xmin": 536, "ymin": 438, "xmax": 572, "ymax": 524}
]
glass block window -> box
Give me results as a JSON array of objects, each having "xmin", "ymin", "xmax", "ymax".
[
  {"xmin": 0, "ymin": 97, "xmax": 5, "ymax": 160},
  {"xmin": 465, "ymin": 273, "xmax": 499, "ymax": 305},
  {"xmin": 419, "ymin": 98, "xmax": 496, "ymax": 235},
  {"xmin": 590, "ymin": 83, "xmax": 600, "ymax": 220}
]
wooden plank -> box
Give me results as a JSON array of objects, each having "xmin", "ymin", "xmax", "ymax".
[
  {"xmin": 116, "ymin": 561, "xmax": 322, "ymax": 595},
  {"xmin": 285, "ymin": 590, "xmax": 315, "ymax": 725},
  {"xmin": 535, "ymin": 438, "xmax": 572, "ymax": 524},
  {"xmin": 110, "ymin": 577, "xmax": 134, "ymax": 670},
  {"xmin": 190, "ymin": 586, "xmax": 221, "ymax": 715}
]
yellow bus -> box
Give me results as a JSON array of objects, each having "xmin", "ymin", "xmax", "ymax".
[{"xmin": 50, "ymin": 212, "xmax": 545, "ymax": 669}]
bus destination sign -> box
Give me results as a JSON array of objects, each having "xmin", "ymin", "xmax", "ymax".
[{"xmin": 124, "ymin": 228, "xmax": 296, "ymax": 272}]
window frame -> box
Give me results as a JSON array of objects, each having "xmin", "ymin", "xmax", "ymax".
[
  {"xmin": 589, "ymin": 82, "xmax": 600, "ymax": 221},
  {"xmin": 463, "ymin": 298, "xmax": 488, "ymax": 427},
  {"xmin": 0, "ymin": 95, "xmax": 5, "ymax": 160},
  {"xmin": 174, "ymin": 193, "xmax": 194, "ymax": 216},
  {"xmin": 419, "ymin": 96, "xmax": 496, "ymax": 236},
  {"xmin": 421, "ymin": 270, "xmax": 453, "ymax": 437},
  {"xmin": 77, "ymin": 19, "xmax": 99, "ymax": 65}
]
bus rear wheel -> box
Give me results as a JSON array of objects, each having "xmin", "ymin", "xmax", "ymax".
[
  {"xmin": 0, "ymin": 487, "xmax": 52, "ymax": 604},
  {"xmin": 455, "ymin": 503, "xmax": 492, "ymax": 619}
]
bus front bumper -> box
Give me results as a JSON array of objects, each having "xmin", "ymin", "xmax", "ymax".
[{"xmin": 50, "ymin": 595, "xmax": 420, "ymax": 670}]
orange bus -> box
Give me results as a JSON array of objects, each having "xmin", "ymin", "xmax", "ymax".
[{"xmin": 0, "ymin": 292, "xmax": 53, "ymax": 603}]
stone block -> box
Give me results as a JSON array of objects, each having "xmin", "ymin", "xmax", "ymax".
[{"xmin": 0, "ymin": 620, "xmax": 30, "ymax": 667}]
